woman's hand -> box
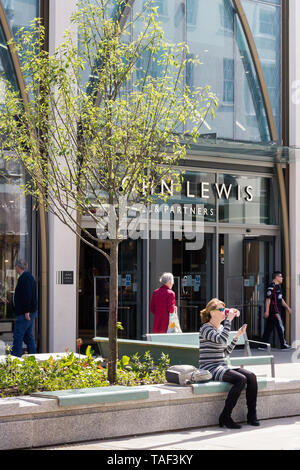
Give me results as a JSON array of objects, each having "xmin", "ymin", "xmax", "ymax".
[
  {"xmin": 227, "ymin": 309, "xmax": 240, "ymax": 322},
  {"xmin": 235, "ymin": 324, "xmax": 247, "ymax": 338}
]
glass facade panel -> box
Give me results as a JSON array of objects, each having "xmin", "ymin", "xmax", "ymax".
[
  {"xmin": 0, "ymin": 157, "xmax": 32, "ymax": 323},
  {"xmin": 186, "ymin": 0, "xmax": 235, "ymax": 139},
  {"xmin": 218, "ymin": 173, "xmax": 279, "ymax": 225},
  {"xmin": 165, "ymin": 171, "xmax": 217, "ymax": 223},
  {"xmin": 0, "ymin": 3, "xmax": 37, "ymax": 345},
  {"xmin": 186, "ymin": 0, "xmax": 280, "ymax": 142},
  {"xmin": 242, "ymin": 0, "xmax": 282, "ymax": 139},
  {"xmin": 2, "ymin": 0, "xmax": 39, "ymax": 35},
  {"xmin": 235, "ymin": 15, "xmax": 270, "ymax": 142},
  {"xmin": 133, "ymin": 0, "xmax": 185, "ymax": 84},
  {"xmin": 80, "ymin": 0, "xmax": 282, "ymax": 143},
  {"xmin": 0, "ymin": 24, "xmax": 18, "ymax": 100},
  {"xmin": 153, "ymin": 170, "xmax": 279, "ymax": 226}
]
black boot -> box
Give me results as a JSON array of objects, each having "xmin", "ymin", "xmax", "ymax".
[
  {"xmin": 219, "ymin": 410, "xmax": 242, "ymax": 429},
  {"xmin": 247, "ymin": 410, "xmax": 260, "ymax": 426}
]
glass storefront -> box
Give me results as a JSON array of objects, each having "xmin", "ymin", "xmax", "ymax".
[
  {"xmin": 75, "ymin": 0, "xmax": 284, "ymax": 343},
  {"xmin": 78, "ymin": 167, "xmax": 281, "ymax": 343},
  {"xmin": 0, "ymin": 158, "xmax": 32, "ymax": 347},
  {"xmin": 0, "ymin": 0, "xmax": 39, "ymax": 350}
]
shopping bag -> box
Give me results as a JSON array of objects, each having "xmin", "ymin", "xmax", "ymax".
[{"xmin": 167, "ymin": 309, "xmax": 182, "ymax": 333}]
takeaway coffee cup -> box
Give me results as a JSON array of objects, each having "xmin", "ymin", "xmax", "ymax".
[{"xmin": 224, "ymin": 308, "xmax": 240, "ymax": 318}]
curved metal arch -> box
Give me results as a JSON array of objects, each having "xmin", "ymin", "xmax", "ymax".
[
  {"xmin": 232, "ymin": 0, "xmax": 291, "ymax": 338},
  {"xmin": 0, "ymin": 1, "xmax": 48, "ymax": 352}
]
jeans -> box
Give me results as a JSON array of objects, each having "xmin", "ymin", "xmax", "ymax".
[
  {"xmin": 222, "ymin": 368, "xmax": 258, "ymax": 416},
  {"xmin": 12, "ymin": 312, "xmax": 37, "ymax": 357}
]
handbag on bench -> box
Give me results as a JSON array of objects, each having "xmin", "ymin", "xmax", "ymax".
[{"xmin": 165, "ymin": 365, "xmax": 212, "ymax": 386}]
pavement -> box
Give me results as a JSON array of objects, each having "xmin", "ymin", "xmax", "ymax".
[
  {"xmin": 36, "ymin": 416, "xmax": 300, "ymax": 450},
  {"xmin": 36, "ymin": 347, "xmax": 300, "ymax": 451}
]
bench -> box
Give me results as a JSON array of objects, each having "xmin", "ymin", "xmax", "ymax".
[
  {"xmin": 191, "ymin": 377, "xmax": 269, "ymax": 395},
  {"xmin": 94, "ymin": 336, "xmax": 199, "ymax": 366},
  {"xmin": 93, "ymin": 334, "xmax": 275, "ymax": 377},
  {"xmin": 145, "ymin": 331, "xmax": 272, "ymax": 355},
  {"xmin": 32, "ymin": 386, "xmax": 149, "ymax": 407},
  {"xmin": 32, "ymin": 377, "xmax": 270, "ymax": 407},
  {"xmin": 145, "ymin": 332, "xmax": 275, "ymax": 377}
]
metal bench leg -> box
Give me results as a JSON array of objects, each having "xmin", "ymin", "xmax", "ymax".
[{"xmin": 271, "ymin": 359, "xmax": 275, "ymax": 378}]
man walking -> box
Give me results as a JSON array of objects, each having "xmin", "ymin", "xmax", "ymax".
[
  {"xmin": 12, "ymin": 260, "xmax": 38, "ymax": 357},
  {"xmin": 262, "ymin": 271, "xmax": 292, "ymax": 350}
]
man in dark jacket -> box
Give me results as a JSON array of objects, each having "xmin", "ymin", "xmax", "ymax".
[
  {"xmin": 261, "ymin": 271, "xmax": 292, "ymax": 350},
  {"xmin": 12, "ymin": 259, "xmax": 38, "ymax": 357}
]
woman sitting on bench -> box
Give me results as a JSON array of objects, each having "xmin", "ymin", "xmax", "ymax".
[{"xmin": 199, "ymin": 298, "xmax": 260, "ymax": 429}]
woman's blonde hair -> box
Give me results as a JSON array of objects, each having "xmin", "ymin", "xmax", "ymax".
[{"xmin": 200, "ymin": 298, "xmax": 225, "ymax": 324}]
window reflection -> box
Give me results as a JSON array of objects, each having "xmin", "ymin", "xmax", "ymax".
[
  {"xmin": 2, "ymin": 0, "xmax": 39, "ymax": 35},
  {"xmin": 242, "ymin": 0, "xmax": 282, "ymax": 139},
  {"xmin": 218, "ymin": 173, "xmax": 278, "ymax": 225},
  {"xmin": 0, "ymin": 24, "xmax": 18, "ymax": 104},
  {"xmin": 0, "ymin": 2, "xmax": 35, "ymax": 337},
  {"xmin": 78, "ymin": 0, "xmax": 282, "ymax": 143},
  {"xmin": 0, "ymin": 157, "xmax": 32, "ymax": 321}
]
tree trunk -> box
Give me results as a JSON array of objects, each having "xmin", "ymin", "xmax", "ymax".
[{"xmin": 107, "ymin": 239, "xmax": 119, "ymax": 384}]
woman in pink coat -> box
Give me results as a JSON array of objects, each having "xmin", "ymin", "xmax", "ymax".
[{"xmin": 150, "ymin": 273, "xmax": 176, "ymax": 333}]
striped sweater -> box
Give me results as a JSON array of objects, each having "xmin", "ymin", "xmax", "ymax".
[{"xmin": 199, "ymin": 319, "xmax": 238, "ymax": 381}]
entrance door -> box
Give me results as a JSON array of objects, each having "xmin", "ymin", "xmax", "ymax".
[
  {"xmin": 149, "ymin": 234, "xmax": 213, "ymax": 333},
  {"xmin": 219, "ymin": 234, "xmax": 275, "ymax": 339},
  {"xmin": 243, "ymin": 237, "xmax": 275, "ymax": 340},
  {"xmin": 172, "ymin": 234, "xmax": 213, "ymax": 332}
]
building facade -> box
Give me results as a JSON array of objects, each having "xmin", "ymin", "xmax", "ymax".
[{"xmin": 0, "ymin": 0, "xmax": 299, "ymax": 354}]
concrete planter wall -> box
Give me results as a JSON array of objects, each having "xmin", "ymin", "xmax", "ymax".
[{"xmin": 1, "ymin": 378, "xmax": 300, "ymax": 450}]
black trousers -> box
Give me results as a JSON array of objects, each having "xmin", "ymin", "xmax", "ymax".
[
  {"xmin": 222, "ymin": 368, "xmax": 258, "ymax": 416},
  {"xmin": 262, "ymin": 313, "xmax": 286, "ymax": 348}
]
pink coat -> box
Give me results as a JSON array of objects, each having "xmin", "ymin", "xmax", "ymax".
[{"xmin": 150, "ymin": 284, "xmax": 176, "ymax": 333}]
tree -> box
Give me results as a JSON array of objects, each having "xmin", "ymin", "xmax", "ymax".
[{"xmin": 0, "ymin": 0, "xmax": 218, "ymax": 383}]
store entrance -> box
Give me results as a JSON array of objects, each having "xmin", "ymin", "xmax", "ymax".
[
  {"xmin": 149, "ymin": 234, "xmax": 213, "ymax": 332},
  {"xmin": 219, "ymin": 234, "xmax": 275, "ymax": 339}
]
